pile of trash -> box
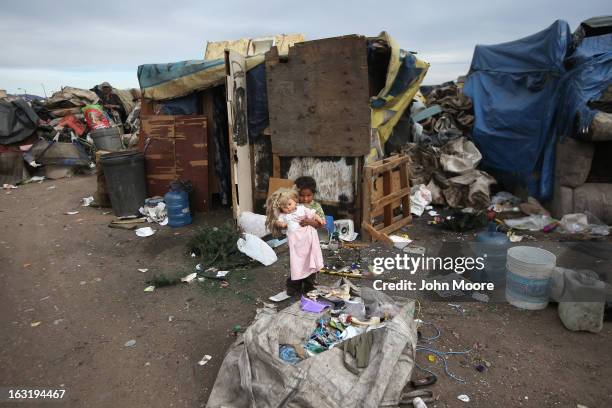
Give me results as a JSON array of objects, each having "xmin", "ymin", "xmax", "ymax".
[
  {"xmin": 404, "ymin": 136, "xmax": 496, "ymax": 214},
  {"xmin": 413, "ymin": 82, "xmax": 474, "ymax": 146},
  {"xmin": 207, "ymin": 280, "xmax": 418, "ymax": 408},
  {"xmin": 491, "ymin": 191, "xmax": 610, "ymax": 236},
  {"xmin": 0, "ymin": 84, "xmax": 140, "ymax": 185}
]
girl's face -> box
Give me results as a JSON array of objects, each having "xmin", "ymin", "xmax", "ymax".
[
  {"xmin": 281, "ymin": 198, "xmax": 297, "ymax": 213},
  {"xmin": 298, "ymin": 188, "xmax": 314, "ymax": 204}
]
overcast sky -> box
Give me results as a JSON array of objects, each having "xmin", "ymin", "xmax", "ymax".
[{"xmin": 0, "ymin": 0, "xmax": 609, "ymax": 95}]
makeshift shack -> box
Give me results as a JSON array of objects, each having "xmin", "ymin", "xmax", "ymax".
[{"xmin": 137, "ymin": 32, "xmax": 428, "ymax": 232}]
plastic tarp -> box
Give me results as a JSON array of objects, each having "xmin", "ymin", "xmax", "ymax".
[
  {"xmin": 464, "ymin": 20, "xmax": 571, "ymax": 199},
  {"xmin": 368, "ymin": 32, "xmax": 429, "ymax": 162},
  {"xmin": 0, "ymin": 99, "xmax": 40, "ymax": 145},
  {"xmin": 207, "ymin": 287, "xmax": 417, "ymax": 408},
  {"xmin": 465, "ymin": 20, "xmax": 612, "ymax": 200},
  {"xmin": 539, "ymin": 33, "xmax": 612, "ymax": 199},
  {"xmin": 137, "ymin": 55, "xmax": 264, "ymax": 101}
]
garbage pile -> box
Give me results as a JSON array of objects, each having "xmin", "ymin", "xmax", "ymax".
[
  {"xmin": 414, "ymin": 82, "xmax": 474, "ymax": 146},
  {"xmin": 0, "ymin": 83, "xmax": 140, "ymax": 185},
  {"xmin": 404, "ymin": 136, "xmax": 496, "ymax": 213},
  {"xmin": 207, "ymin": 280, "xmax": 418, "ymax": 408},
  {"xmin": 492, "ymin": 191, "xmax": 610, "ymax": 236}
]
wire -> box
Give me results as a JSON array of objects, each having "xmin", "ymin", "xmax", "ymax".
[
  {"xmin": 416, "ymin": 345, "xmax": 472, "ymax": 383},
  {"xmin": 417, "ymin": 321, "xmax": 441, "ymax": 342}
]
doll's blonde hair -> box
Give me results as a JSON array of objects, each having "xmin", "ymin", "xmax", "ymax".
[{"xmin": 265, "ymin": 187, "xmax": 298, "ymax": 237}]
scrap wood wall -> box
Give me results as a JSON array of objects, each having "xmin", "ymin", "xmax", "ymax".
[
  {"xmin": 265, "ymin": 35, "xmax": 371, "ymax": 157},
  {"xmin": 259, "ymin": 34, "xmax": 375, "ymax": 223},
  {"xmin": 139, "ymin": 115, "xmax": 209, "ymax": 211}
]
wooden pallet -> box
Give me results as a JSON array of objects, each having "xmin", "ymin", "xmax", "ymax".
[{"xmin": 361, "ymin": 154, "xmax": 411, "ymax": 245}]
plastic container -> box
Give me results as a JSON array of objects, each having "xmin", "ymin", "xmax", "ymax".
[
  {"xmin": 325, "ymin": 215, "xmax": 335, "ymax": 235},
  {"xmin": 91, "ymin": 127, "xmax": 123, "ymax": 152},
  {"xmin": 165, "ymin": 183, "xmax": 192, "ymax": 227},
  {"xmin": 472, "ymin": 230, "xmax": 509, "ymax": 286},
  {"xmin": 100, "ymin": 150, "xmax": 147, "ymax": 217},
  {"xmin": 505, "ymin": 246, "xmax": 556, "ymax": 310}
]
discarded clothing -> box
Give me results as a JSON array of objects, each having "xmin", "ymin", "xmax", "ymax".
[{"xmin": 342, "ymin": 331, "xmax": 374, "ymax": 370}]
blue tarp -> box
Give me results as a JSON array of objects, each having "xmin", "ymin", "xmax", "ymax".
[
  {"xmin": 137, "ymin": 59, "xmax": 225, "ymax": 89},
  {"xmin": 465, "ymin": 19, "xmax": 612, "ymax": 200},
  {"xmin": 464, "ymin": 20, "xmax": 572, "ymax": 198}
]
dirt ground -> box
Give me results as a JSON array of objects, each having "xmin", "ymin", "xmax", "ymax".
[{"xmin": 1, "ymin": 174, "xmax": 611, "ymax": 407}]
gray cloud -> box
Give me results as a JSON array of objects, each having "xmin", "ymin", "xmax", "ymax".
[{"xmin": 0, "ymin": 0, "xmax": 609, "ymax": 93}]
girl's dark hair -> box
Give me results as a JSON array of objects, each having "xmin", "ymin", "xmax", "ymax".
[{"xmin": 295, "ymin": 176, "xmax": 317, "ymax": 193}]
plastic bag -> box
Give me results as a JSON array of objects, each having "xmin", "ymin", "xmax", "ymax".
[
  {"xmin": 237, "ymin": 233, "xmax": 277, "ymax": 266},
  {"xmin": 504, "ymin": 214, "xmax": 554, "ymax": 231},
  {"xmin": 82, "ymin": 104, "xmax": 110, "ymax": 130},
  {"xmin": 410, "ymin": 184, "xmax": 432, "ymax": 216}
]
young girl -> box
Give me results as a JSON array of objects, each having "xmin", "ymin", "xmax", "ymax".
[
  {"xmin": 295, "ymin": 176, "xmax": 325, "ymax": 226},
  {"xmin": 266, "ymin": 188, "xmax": 324, "ymax": 296}
]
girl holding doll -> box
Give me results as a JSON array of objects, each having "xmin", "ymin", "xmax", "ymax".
[{"xmin": 265, "ymin": 188, "xmax": 324, "ymax": 295}]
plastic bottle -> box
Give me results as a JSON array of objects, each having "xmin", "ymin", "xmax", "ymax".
[
  {"xmin": 473, "ymin": 213, "xmax": 509, "ymax": 285},
  {"xmin": 164, "ymin": 182, "xmax": 192, "ymax": 227}
]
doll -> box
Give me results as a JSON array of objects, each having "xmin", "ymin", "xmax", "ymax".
[{"xmin": 265, "ymin": 188, "xmax": 324, "ymax": 295}]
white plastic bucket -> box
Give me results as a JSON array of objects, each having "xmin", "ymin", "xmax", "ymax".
[{"xmin": 505, "ymin": 246, "xmax": 556, "ymax": 310}]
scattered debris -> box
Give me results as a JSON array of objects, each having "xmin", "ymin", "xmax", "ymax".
[
  {"xmin": 139, "ymin": 200, "xmax": 168, "ymax": 225},
  {"xmin": 507, "ymin": 231, "xmax": 524, "ymax": 242},
  {"xmin": 124, "ymin": 339, "xmax": 136, "ymax": 347},
  {"xmin": 138, "ymin": 268, "xmax": 148, "ymax": 273},
  {"xmin": 189, "ymin": 223, "xmax": 250, "ymax": 269},
  {"xmin": 471, "ymin": 292, "xmax": 489, "ymax": 303},
  {"xmin": 198, "ymin": 355, "xmax": 212, "ymax": 366},
  {"xmin": 30, "ymin": 321, "xmax": 41, "ymax": 327},
  {"xmin": 389, "ymin": 234, "xmax": 412, "ymax": 249},
  {"xmin": 457, "ymin": 394, "xmax": 470, "ymax": 403},
  {"xmin": 135, "ymin": 227, "xmax": 156, "ymax": 237},
  {"xmin": 181, "ymin": 272, "xmax": 197, "ymax": 283},
  {"xmin": 81, "ymin": 196, "xmax": 94, "ymax": 206},
  {"xmin": 143, "ymin": 285, "xmax": 155, "ymax": 292},
  {"xmin": 237, "ymin": 233, "xmax": 278, "ymax": 266},
  {"xmin": 65, "ymin": 211, "xmax": 79, "ymax": 215},
  {"xmin": 403, "ymin": 245, "xmax": 426, "ymax": 256},
  {"xmin": 2, "ymin": 184, "xmax": 18, "ymax": 189},
  {"xmin": 216, "ymin": 270, "xmax": 229, "ymax": 278},
  {"xmin": 269, "ymin": 290, "xmax": 291, "ymax": 302}
]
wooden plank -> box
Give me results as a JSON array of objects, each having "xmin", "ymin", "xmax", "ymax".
[
  {"xmin": 378, "ymin": 215, "xmax": 412, "ymax": 236},
  {"xmin": 361, "ymin": 166, "xmax": 373, "ymax": 241},
  {"xmin": 266, "ymin": 35, "xmax": 370, "ymax": 157},
  {"xmin": 383, "ymin": 169, "xmax": 393, "ymax": 226},
  {"xmin": 202, "ymin": 91, "xmax": 216, "ymax": 208},
  {"xmin": 368, "ymin": 155, "xmax": 410, "ymax": 176},
  {"xmin": 226, "ymin": 50, "xmax": 253, "ymax": 218},
  {"xmin": 141, "ymin": 115, "xmax": 210, "ymax": 211},
  {"xmin": 400, "ymin": 162, "xmax": 411, "ymax": 218},
  {"xmin": 361, "ymin": 222, "xmax": 393, "ymax": 248},
  {"xmin": 371, "ymin": 187, "xmax": 410, "ymax": 213},
  {"xmin": 174, "ymin": 117, "xmax": 208, "ymax": 211},
  {"xmin": 272, "ymin": 153, "xmax": 281, "ymax": 178}
]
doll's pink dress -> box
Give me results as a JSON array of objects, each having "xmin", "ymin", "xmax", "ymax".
[{"xmin": 278, "ymin": 205, "xmax": 324, "ymax": 280}]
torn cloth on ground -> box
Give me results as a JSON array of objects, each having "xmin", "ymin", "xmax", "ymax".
[{"xmin": 206, "ymin": 288, "xmax": 417, "ymax": 408}]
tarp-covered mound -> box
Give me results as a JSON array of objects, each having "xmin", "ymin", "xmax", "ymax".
[
  {"xmin": 207, "ymin": 287, "xmax": 417, "ymax": 408},
  {"xmin": 464, "ymin": 20, "xmax": 571, "ymax": 197},
  {"xmin": 465, "ymin": 19, "xmax": 612, "ymax": 200},
  {"xmin": 0, "ymin": 99, "xmax": 40, "ymax": 145}
]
